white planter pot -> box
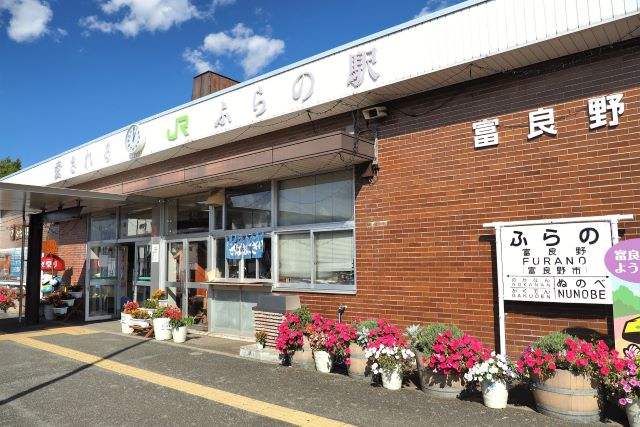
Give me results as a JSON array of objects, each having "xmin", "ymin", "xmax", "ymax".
[
  {"xmin": 627, "ymin": 400, "xmax": 640, "ymax": 427},
  {"xmin": 130, "ymin": 318, "xmax": 150, "ymax": 328},
  {"xmin": 158, "ymin": 299, "xmax": 169, "ymax": 307},
  {"xmin": 62, "ymin": 298, "xmax": 75, "ymax": 307},
  {"xmin": 68, "ymin": 291, "xmax": 83, "ymax": 299},
  {"xmin": 52, "ymin": 306, "xmax": 68, "ymax": 315},
  {"xmin": 256, "ymin": 343, "xmax": 264, "ymax": 350},
  {"xmin": 43, "ymin": 304, "xmax": 55, "ymax": 320},
  {"xmin": 172, "ymin": 326, "xmax": 188, "ymax": 343},
  {"xmin": 121, "ymin": 313, "xmax": 133, "ymax": 334},
  {"xmin": 313, "ymin": 350, "xmax": 333, "ymax": 373},
  {"xmin": 381, "ymin": 367, "xmax": 403, "ymax": 390},
  {"xmin": 481, "ymin": 379, "xmax": 509, "ymax": 409},
  {"xmin": 153, "ymin": 317, "xmax": 173, "ymax": 341}
]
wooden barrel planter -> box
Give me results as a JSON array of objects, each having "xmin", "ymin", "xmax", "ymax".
[
  {"xmin": 289, "ymin": 336, "xmax": 315, "ymax": 370},
  {"xmin": 347, "ymin": 343, "xmax": 372, "ymax": 381},
  {"xmin": 532, "ymin": 369, "xmax": 601, "ymax": 424},
  {"xmin": 416, "ymin": 351, "xmax": 465, "ymax": 399}
]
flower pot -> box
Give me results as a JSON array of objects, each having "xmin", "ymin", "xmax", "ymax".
[
  {"xmin": 256, "ymin": 343, "xmax": 264, "ymax": 350},
  {"xmin": 481, "ymin": 379, "xmax": 508, "ymax": 409},
  {"xmin": 121, "ymin": 312, "xmax": 133, "ymax": 334},
  {"xmin": 130, "ymin": 318, "xmax": 150, "ymax": 328},
  {"xmin": 61, "ymin": 298, "xmax": 75, "ymax": 307},
  {"xmin": 153, "ymin": 317, "xmax": 172, "ymax": 340},
  {"xmin": 158, "ymin": 299, "xmax": 169, "ymax": 307},
  {"xmin": 381, "ymin": 367, "xmax": 403, "ymax": 390},
  {"xmin": 52, "ymin": 306, "xmax": 68, "ymax": 315},
  {"xmin": 43, "ymin": 304, "xmax": 55, "ymax": 320},
  {"xmin": 290, "ymin": 336, "xmax": 314, "ymax": 370},
  {"xmin": 627, "ymin": 400, "xmax": 640, "ymax": 427},
  {"xmin": 68, "ymin": 291, "xmax": 83, "ymax": 299},
  {"xmin": 172, "ymin": 326, "xmax": 187, "ymax": 343},
  {"xmin": 313, "ymin": 350, "xmax": 333, "ymax": 373},
  {"xmin": 347, "ymin": 343, "xmax": 372, "ymax": 381},
  {"xmin": 420, "ymin": 369, "xmax": 465, "ymax": 399},
  {"xmin": 532, "ymin": 368, "xmax": 601, "ymax": 423}
]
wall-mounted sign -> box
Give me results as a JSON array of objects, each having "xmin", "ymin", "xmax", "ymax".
[
  {"xmin": 499, "ymin": 221, "xmax": 614, "ymax": 304},
  {"xmin": 225, "ymin": 233, "xmax": 264, "ymax": 259}
]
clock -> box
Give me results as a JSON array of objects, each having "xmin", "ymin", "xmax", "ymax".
[{"xmin": 124, "ymin": 124, "xmax": 145, "ymax": 155}]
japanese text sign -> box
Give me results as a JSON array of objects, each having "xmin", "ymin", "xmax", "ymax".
[
  {"xmin": 605, "ymin": 239, "xmax": 640, "ymax": 283},
  {"xmin": 499, "ymin": 221, "xmax": 613, "ymax": 304},
  {"xmin": 225, "ymin": 233, "xmax": 264, "ymax": 260}
]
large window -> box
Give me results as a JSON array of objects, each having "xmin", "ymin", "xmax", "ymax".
[
  {"xmin": 166, "ymin": 194, "xmax": 209, "ymax": 235},
  {"xmin": 278, "ymin": 170, "xmax": 353, "ymax": 226},
  {"xmin": 225, "ymin": 182, "xmax": 271, "ymax": 230},
  {"xmin": 90, "ymin": 213, "xmax": 116, "ymax": 241}
]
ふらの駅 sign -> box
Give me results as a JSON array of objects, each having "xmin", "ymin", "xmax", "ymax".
[{"xmin": 499, "ymin": 221, "xmax": 614, "ymax": 304}]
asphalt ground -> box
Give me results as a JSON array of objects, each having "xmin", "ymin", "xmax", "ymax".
[{"xmin": 0, "ymin": 324, "xmax": 626, "ymax": 427}]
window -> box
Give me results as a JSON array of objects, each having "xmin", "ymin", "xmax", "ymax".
[
  {"xmin": 225, "ymin": 182, "xmax": 271, "ymax": 230},
  {"xmin": 90, "ymin": 214, "xmax": 116, "ymax": 241},
  {"xmin": 278, "ymin": 170, "xmax": 353, "ymax": 226},
  {"xmin": 166, "ymin": 242, "xmax": 184, "ymax": 282},
  {"xmin": 89, "ymin": 245, "xmax": 117, "ymax": 279},
  {"xmin": 120, "ymin": 206, "xmax": 152, "ymax": 238},
  {"xmin": 315, "ymin": 230, "xmax": 354, "ymax": 285},
  {"xmin": 188, "ymin": 240, "xmax": 208, "ymax": 283},
  {"xmin": 166, "ymin": 194, "xmax": 209, "ymax": 235},
  {"xmin": 278, "ymin": 233, "xmax": 311, "ymax": 283}
]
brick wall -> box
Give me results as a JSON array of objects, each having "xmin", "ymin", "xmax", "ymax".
[
  {"xmin": 54, "ymin": 218, "xmax": 87, "ymax": 286},
  {"xmin": 281, "ymin": 39, "xmax": 640, "ymax": 356}
]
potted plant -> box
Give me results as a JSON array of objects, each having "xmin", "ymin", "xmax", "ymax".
[
  {"xmin": 255, "ymin": 331, "xmax": 267, "ymax": 349},
  {"xmin": 465, "ymin": 351, "xmax": 519, "ymax": 408},
  {"xmin": 275, "ymin": 305, "xmax": 313, "ymax": 369},
  {"xmin": 121, "ymin": 301, "xmax": 139, "ymax": 334},
  {"xmin": 68, "ymin": 284, "xmax": 83, "ymax": 299},
  {"xmin": 365, "ymin": 338, "xmax": 415, "ymax": 390},
  {"xmin": 0, "ymin": 287, "xmax": 17, "ymax": 313},
  {"xmin": 348, "ymin": 318, "xmax": 380, "ymax": 380},
  {"xmin": 411, "ymin": 323, "xmax": 465, "ymax": 398},
  {"xmin": 52, "ymin": 299, "xmax": 68, "ymax": 315},
  {"xmin": 129, "ymin": 309, "xmax": 151, "ymax": 327},
  {"xmin": 41, "ymin": 293, "xmax": 58, "ymax": 320},
  {"xmin": 603, "ymin": 350, "xmax": 640, "ymax": 427},
  {"xmin": 167, "ymin": 307, "xmax": 194, "ymax": 343},
  {"xmin": 58, "ymin": 291, "xmax": 75, "ymax": 307},
  {"xmin": 152, "ymin": 289, "xmax": 168, "ymax": 306},
  {"xmin": 516, "ymin": 331, "xmax": 615, "ymax": 423},
  {"xmin": 309, "ymin": 329, "xmax": 332, "ymax": 373},
  {"xmin": 140, "ymin": 298, "xmax": 158, "ymax": 315},
  {"xmin": 152, "ymin": 306, "xmax": 173, "ymax": 341}
]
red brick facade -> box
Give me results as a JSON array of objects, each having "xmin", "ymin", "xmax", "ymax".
[{"xmin": 55, "ymin": 218, "xmax": 87, "ymax": 287}]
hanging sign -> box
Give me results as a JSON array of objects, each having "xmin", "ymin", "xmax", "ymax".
[
  {"xmin": 225, "ymin": 233, "xmax": 264, "ymax": 260},
  {"xmin": 499, "ymin": 221, "xmax": 613, "ymax": 304},
  {"xmin": 607, "ymin": 239, "xmax": 640, "ymax": 355},
  {"xmin": 10, "ymin": 248, "xmax": 23, "ymax": 277},
  {"xmin": 41, "ymin": 254, "xmax": 65, "ymax": 271}
]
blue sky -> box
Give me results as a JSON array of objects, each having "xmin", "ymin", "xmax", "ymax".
[{"xmin": 0, "ymin": 0, "xmax": 461, "ymax": 169}]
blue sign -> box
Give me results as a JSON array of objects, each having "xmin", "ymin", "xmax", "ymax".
[
  {"xmin": 9, "ymin": 249, "xmax": 23, "ymax": 277},
  {"xmin": 225, "ymin": 233, "xmax": 264, "ymax": 259}
]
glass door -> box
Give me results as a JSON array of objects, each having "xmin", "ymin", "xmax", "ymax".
[
  {"xmin": 86, "ymin": 244, "xmax": 117, "ymax": 320},
  {"xmin": 133, "ymin": 242, "xmax": 151, "ymax": 303},
  {"xmin": 166, "ymin": 241, "xmax": 185, "ymax": 311}
]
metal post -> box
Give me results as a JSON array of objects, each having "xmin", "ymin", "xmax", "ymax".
[
  {"xmin": 17, "ymin": 198, "xmax": 26, "ymax": 323},
  {"xmin": 494, "ymin": 227, "xmax": 507, "ymax": 355}
]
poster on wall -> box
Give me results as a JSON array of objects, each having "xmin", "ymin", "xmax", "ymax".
[
  {"xmin": 499, "ymin": 221, "xmax": 614, "ymax": 304},
  {"xmin": 607, "ymin": 239, "xmax": 640, "ymax": 355}
]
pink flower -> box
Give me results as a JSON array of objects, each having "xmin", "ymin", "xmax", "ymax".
[{"xmin": 620, "ymin": 398, "xmax": 630, "ymax": 406}]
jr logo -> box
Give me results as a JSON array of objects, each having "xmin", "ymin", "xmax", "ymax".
[{"xmin": 167, "ymin": 116, "xmax": 189, "ymax": 141}]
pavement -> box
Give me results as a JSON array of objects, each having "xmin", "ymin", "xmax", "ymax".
[{"xmin": 0, "ymin": 318, "xmax": 627, "ymax": 427}]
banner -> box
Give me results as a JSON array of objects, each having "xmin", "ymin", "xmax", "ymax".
[
  {"xmin": 225, "ymin": 233, "xmax": 264, "ymax": 259},
  {"xmin": 608, "ymin": 238, "xmax": 640, "ymax": 355}
]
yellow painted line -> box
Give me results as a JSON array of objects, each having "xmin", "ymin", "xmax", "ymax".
[
  {"xmin": 7, "ymin": 334, "xmax": 353, "ymax": 427},
  {"xmin": 0, "ymin": 326, "xmax": 98, "ymax": 340}
]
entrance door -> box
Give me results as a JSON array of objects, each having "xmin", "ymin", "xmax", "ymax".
[
  {"xmin": 166, "ymin": 241, "xmax": 185, "ymax": 311},
  {"xmin": 133, "ymin": 242, "xmax": 151, "ymax": 303},
  {"xmin": 86, "ymin": 244, "xmax": 117, "ymax": 320}
]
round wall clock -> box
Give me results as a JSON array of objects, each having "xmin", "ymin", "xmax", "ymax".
[{"xmin": 124, "ymin": 124, "xmax": 145, "ymax": 155}]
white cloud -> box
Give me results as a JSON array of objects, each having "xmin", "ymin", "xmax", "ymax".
[
  {"xmin": 185, "ymin": 23, "xmax": 284, "ymax": 78},
  {"xmin": 0, "ymin": 0, "xmax": 53, "ymax": 42},
  {"xmin": 183, "ymin": 47, "xmax": 213, "ymax": 74},
  {"xmin": 415, "ymin": 0, "xmax": 458, "ymax": 18},
  {"xmin": 79, "ymin": 0, "xmax": 204, "ymax": 37}
]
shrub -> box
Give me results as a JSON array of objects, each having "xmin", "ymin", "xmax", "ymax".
[
  {"xmin": 353, "ymin": 318, "xmax": 378, "ymax": 349},
  {"xmin": 295, "ymin": 305, "xmax": 312, "ymax": 330},
  {"xmin": 533, "ymin": 331, "xmax": 574, "ymax": 354},
  {"xmin": 141, "ymin": 299, "xmax": 158, "ymax": 309},
  {"xmin": 255, "ymin": 331, "xmax": 267, "ymax": 345}
]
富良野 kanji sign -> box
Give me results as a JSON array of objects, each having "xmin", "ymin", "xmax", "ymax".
[{"xmin": 499, "ymin": 221, "xmax": 614, "ymax": 304}]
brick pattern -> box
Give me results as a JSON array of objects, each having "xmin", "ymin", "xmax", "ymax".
[
  {"xmin": 54, "ymin": 218, "xmax": 87, "ymax": 286},
  {"xmin": 279, "ymin": 39, "xmax": 640, "ymax": 355}
]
